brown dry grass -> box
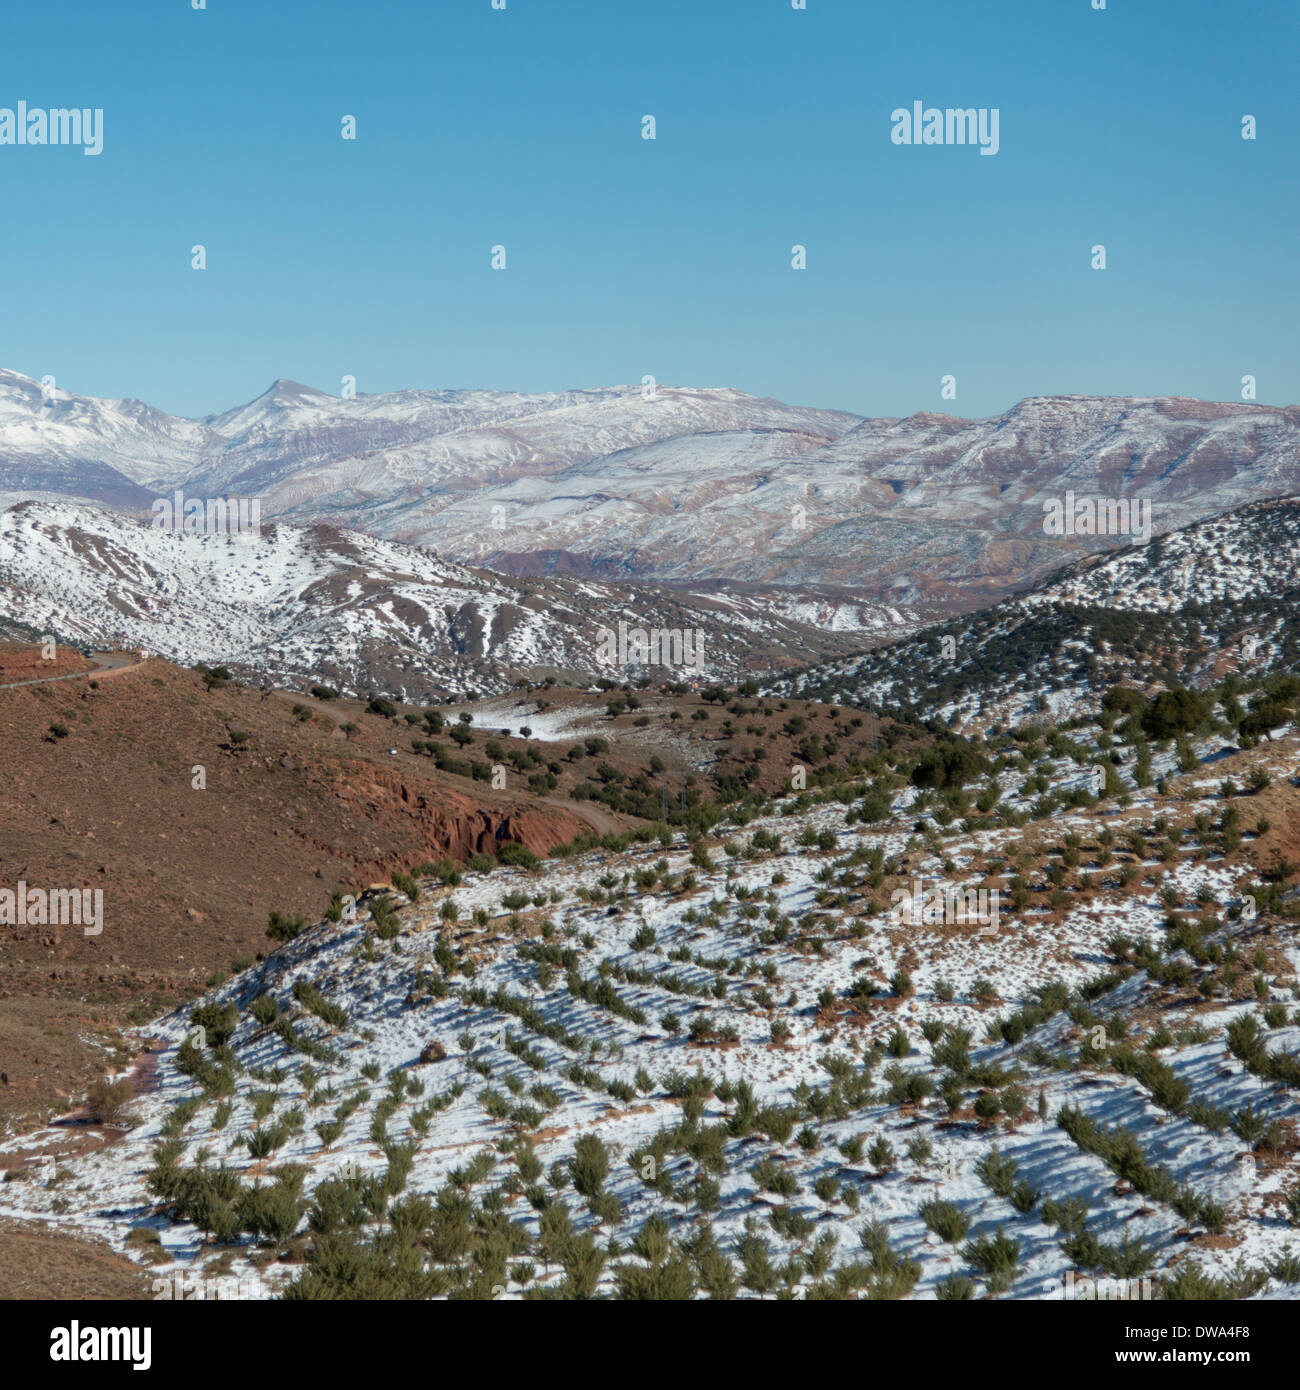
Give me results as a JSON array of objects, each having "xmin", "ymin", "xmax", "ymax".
[{"xmin": 0, "ymin": 1217, "xmax": 152, "ymax": 1300}]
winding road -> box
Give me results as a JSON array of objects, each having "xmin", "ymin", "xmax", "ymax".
[{"xmin": 0, "ymin": 650, "xmax": 142, "ymax": 691}]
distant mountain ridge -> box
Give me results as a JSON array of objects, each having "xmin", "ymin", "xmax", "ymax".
[{"xmin": 3, "ymin": 370, "xmax": 1299, "ymax": 614}]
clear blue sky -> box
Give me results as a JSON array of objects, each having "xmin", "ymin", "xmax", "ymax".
[{"xmin": 1, "ymin": 0, "xmax": 1296, "ymax": 419}]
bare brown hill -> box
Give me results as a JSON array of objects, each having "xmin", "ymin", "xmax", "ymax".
[
  {"xmin": 0, "ymin": 642, "xmax": 94, "ymax": 684},
  {"xmin": 0, "ymin": 654, "xmax": 623, "ymax": 1126},
  {"xmin": 0, "ymin": 649, "xmax": 912, "ymax": 1128}
]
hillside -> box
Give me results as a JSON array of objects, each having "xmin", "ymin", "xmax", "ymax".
[
  {"xmin": 1, "ymin": 664, "xmax": 1297, "ymax": 1302},
  {"xmin": 0, "ymin": 646, "xmax": 906, "ymax": 1131},
  {"xmin": 0, "ymin": 500, "xmax": 870, "ymax": 698},
  {"xmin": 779, "ymin": 497, "xmax": 1300, "ymax": 730}
]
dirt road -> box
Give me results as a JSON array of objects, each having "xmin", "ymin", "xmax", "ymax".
[{"xmin": 0, "ymin": 650, "xmax": 141, "ymax": 691}]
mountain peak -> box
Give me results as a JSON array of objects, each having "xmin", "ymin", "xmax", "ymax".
[{"xmin": 260, "ymin": 378, "xmax": 335, "ymax": 403}]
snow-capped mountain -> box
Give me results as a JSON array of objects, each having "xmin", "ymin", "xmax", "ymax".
[
  {"xmin": 4, "ymin": 369, "xmax": 1300, "ymax": 610},
  {"xmin": 0, "ymin": 499, "xmax": 868, "ymax": 698},
  {"xmin": 470, "ymin": 394, "xmax": 1300, "ymax": 599},
  {"xmin": 0, "ymin": 368, "xmax": 856, "ymax": 519},
  {"xmin": 778, "ymin": 496, "xmax": 1300, "ymax": 728}
]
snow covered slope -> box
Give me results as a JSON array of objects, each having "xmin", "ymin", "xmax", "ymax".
[
  {"xmin": 780, "ymin": 497, "xmax": 1300, "ymax": 728},
  {"xmin": 2, "ymin": 714, "xmax": 1296, "ymax": 1301},
  {"xmin": 0, "ymin": 499, "xmax": 865, "ymax": 698}
]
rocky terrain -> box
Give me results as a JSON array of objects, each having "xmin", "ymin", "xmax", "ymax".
[
  {"xmin": 0, "ymin": 500, "xmax": 873, "ymax": 699},
  {"xmin": 0, "ymin": 645, "xmax": 900, "ymax": 1134},
  {"xmin": 2, "ymin": 382, "xmax": 1299, "ymax": 1307}
]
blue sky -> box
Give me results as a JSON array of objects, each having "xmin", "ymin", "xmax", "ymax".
[{"xmin": 1, "ymin": 0, "xmax": 1296, "ymax": 419}]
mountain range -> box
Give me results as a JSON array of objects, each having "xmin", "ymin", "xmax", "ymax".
[{"xmin": 4, "ymin": 369, "xmax": 1300, "ymax": 613}]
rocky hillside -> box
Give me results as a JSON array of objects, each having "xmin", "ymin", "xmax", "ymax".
[
  {"xmin": 1, "ymin": 679, "xmax": 1297, "ymax": 1303},
  {"xmin": 779, "ymin": 497, "xmax": 1300, "ymax": 730},
  {"xmin": 0, "ymin": 500, "xmax": 869, "ymax": 698}
]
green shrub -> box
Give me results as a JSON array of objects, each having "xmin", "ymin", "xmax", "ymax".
[
  {"xmin": 975, "ymin": 1145, "xmax": 1017, "ymax": 1198},
  {"xmin": 84, "ymin": 1076, "xmax": 134, "ymax": 1126},
  {"xmin": 497, "ymin": 842, "xmax": 540, "ymax": 870},
  {"xmin": 962, "ymin": 1227, "xmax": 1021, "ymax": 1280},
  {"xmin": 936, "ymin": 1273, "xmax": 976, "ymax": 1300},
  {"xmin": 919, "ymin": 1198, "xmax": 970, "ymax": 1244},
  {"xmin": 571, "ymin": 1134, "xmax": 610, "ymax": 1199},
  {"xmin": 189, "ymin": 1000, "xmax": 239, "ymax": 1048},
  {"xmin": 267, "ymin": 910, "xmax": 305, "ymax": 943},
  {"xmin": 867, "ymin": 1137, "xmax": 895, "ymax": 1172}
]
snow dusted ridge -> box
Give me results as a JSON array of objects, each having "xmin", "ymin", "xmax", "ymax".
[
  {"xmin": 1024, "ymin": 498, "xmax": 1300, "ymax": 613},
  {"xmin": 0, "ymin": 718, "xmax": 1296, "ymax": 1301},
  {"xmin": 780, "ymin": 497, "xmax": 1300, "ymax": 729},
  {"xmin": 0, "ymin": 499, "xmax": 869, "ymax": 698},
  {"xmin": 0, "ymin": 369, "xmax": 856, "ymax": 510},
  {"xmin": 4, "ymin": 367, "xmax": 1300, "ymax": 605}
]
